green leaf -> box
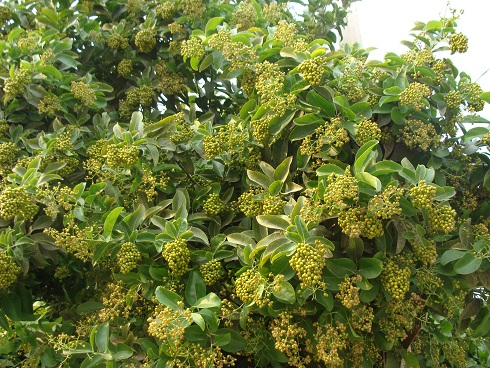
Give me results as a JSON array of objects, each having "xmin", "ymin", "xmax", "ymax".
[
  {"xmin": 268, "ymin": 180, "xmax": 284, "ymax": 196},
  {"xmin": 440, "ymin": 249, "xmax": 466, "ymax": 266},
  {"xmin": 256, "ymin": 215, "xmax": 290, "ymax": 230},
  {"xmin": 425, "ymin": 20, "xmax": 442, "ymax": 31},
  {"xmin": 103, "ymin": 207, "xmax": 123, "ymax": 236},
  {"xmin": 77, "ymin": 301, "xmax": 104, "ymax": 314},
  {"xmin": 214, "ymin": 333, "xmax": 231, "ymax": 347},
  {"xmin": 186, "ymin": 269, "xmax": 206, "ymax": 306},
  {"xmin": 274, "ymin": 156, "xmax": 292, "ymax": 182},
  {"xmin": 354, "ymin": 140, "xmax": 378, "ymax": 174},
  {"xmin": 327, "ymin": 258, "xmax": 356, "ymax": 278},
  {"xmin": 191, "ymin": 312, "xmax": 206, "ymax": 330},
  {"xmin": 293, "ymin": 113, "xmax": 323, "ymax": 126},
  {"xmin": 112, "ymin": 343, "xmax": 133, "ymax": 361},
  {"xmin": 481, "ymin": 91, "xmax": 490, "ymax": 104},
  {"xmin": 272, "ymin": 280, "xmax": 296, "ymax": 304},
  {"xmin": 453, "ymin": 252, "xmax": 482, "ymax": 274},
  {"xmin": 155, "ymin": 286, "xmax": 183, "ymax": 310},
  {"xmin": 306, "ymin": 90, "xmax": 335, "ymax": 117},
  {"xmin": 214, "ymin": 329, "xmax": 247, "ymax": 353},
  {"xmin": 95, "ymin": 322, "xmax": 109, "ymax": 353},
  {"xmin": 247, "ymin": 170, "xmax": 272, "ymax": 189},
  {"xmin": 317, "ymin": 164, "xmax": 345, "ymax": 176},
  {"xmin": 194, "ymin": 292, "xmax": 221, "ymax": 309},
  {"xmin": 199, "ymin": 53, "xmax": 214, "ymax": 72},
  {"xmin": 205, "ymin": 17, "xmax": 224, "ymax": 36},
  {"xmin": 359, "ymin": 257, "xmax": 383, "ymax": 279},
  {"xmin": 355, "ymin": 172, "xmax": 381, "ymax": 191}
]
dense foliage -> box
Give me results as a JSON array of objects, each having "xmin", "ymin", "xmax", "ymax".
[{"xmin": 0, "ymin": 0, "xmax": 489, "ymax": 367}]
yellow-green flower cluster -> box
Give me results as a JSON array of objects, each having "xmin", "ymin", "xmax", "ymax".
[
  {"xmin": 117, "ymin": 59, "xmax": 132, "ymax": 77},
  {"xmin": 0, "ymin": 187, "xmax": 38, "ymax": 220},
  {"xmin": 203, "ymin": 193, "xmax": 224, "ymax": 215},
  {"xmin": 38, "ymin": 94, "xmax": 61, "ymax": 115},
  {"xmin": 449, "ymin": 33, "xmax": 468, "ymax": 54},
  {"xmin": 337, "ymin": 207, "xmax": 383, "ymax": 239},
  {"xmin": 460, "ymin": 82, "xmax": 484, "ymax": 112},
  {"xmin": 264, "ymin": 2, "xmax": 282, "ymax": 23},
  {"xmin": 0, "ymin": 6, "xmax": 11, "ymax": 25},
  {"xmin": 181, "ymin": 37, "xmax": 205, "ymax": 59},
  {"xmin": 105, "ymin": 143, "xmax": 139, "ymax": 168},
  {"xmin": 117, "ymin": 242, "xmax": 141, "ymax": 274},
  {"xmin": 135, "ymin": 29, "xmax": 156, "ymax": 53},
  {"xmin": 368, "ymin": 185, "xmax": 404, "ymax": 219},
  {"xmin": 401, "ymin": 119, "xmax": 440, "ymax": 151},
  {"xmin": 148, "ymin": 303, "xmax": 192, "ymax": 345},
  {"xmin": 412, "ymin": 239, "xmax": 437, "ymax": 266},
  {"xmin": 273, "ymin": 20, "xmax": 297, "ymax": 47},
  {"xmin": 428, "ymin": 204, "xmax": 456, "ymax": 233},
  {"xmin": 107, "ymin": 33, "xmax": 129, "ymax": 50},
  {"xmin": 307, "ymin": 322, "xmax": 347, "ymax": 367},
  {"xmin": 289, "ymin": 240, "xmax": 327, "ymax": 289},
  {"xmin": 339, "ymin": 75, "xmax": 364, "ymax": 102},
  {"xmin": 240, "ymin": 68, "xmax": 256, "ymax": 96},
  {"xmin": 235, "ymin": 268, "xmax": 264, "ymax": 305},
  {"xmin": 298, "ymin": 56, "xmax": 326, "ymax": 86},
  {"xmin": 399, "ymin": 82, "xmax": 431, "ymax": 111},
  {"xmin": 271, "ymin": 311, "xmax": 309, "ymax": 367},
  {"xmin": 356, "ymin": 119, "xmax": 381, "ymax": 146},
  {"xmin": 180, "ymin": 0, "xmax": 205, "ymax": 20},
  {"xmin": 3, "ymin": 68, "xmax": 31, "ymax": 97},
  {"xmin": 44, "ymin": 221, "xmax": 92, "ymax": 260},
  {"xmin": 70, "ymin": 81, "xmax": 96, "ymax": 106},
  {"xmin": 208, "ymin": 29, "xmax": 232, "ymax": 52},
  {"xmin": 336, "ymin": 275, "xmax": 362, "ymax": 309},
  {"xmin": 445, "ymin": 90, "xmax": 463, "ymax": 109},
  {"xmin": 402, "ymin": 48, "xmax": 434, "ymax": 66},
  {"xmin": 0, "ymin": 142, "xmax": 18, "ymax": 177},
  {"xmin": 162, "ymin": 238, "xmax": 190, "ymax": 278},
  {"xmin": 409, "ymin": 180, "xmax": 436, "ymax": 210},
  {"xmin": 200, "ymin": 260, "xmax": 222, "ymax": 285},
  {"xmin": 238, "ymin": 188, "xmax": 263, "ymax": 217},
  {"xmin": 262, "ymin": 195, "xmax": 285, "ymax": 215},
  {"xmin": 0, "ymin": 252, "xmax": 19, "ymax": 290},
  {"xmin": 323, "ymin": 171, "xmax": 359, "ymax": 215},
  {"xmin": 381, "ymin": 259, "xmax": 410, "ymax": 300},
  {"xmin": 232, "ymin": 0, "xmax": 256, "ymax": 30},
  {"xmin": 155, "ymin": 61, "xmax": 187, "ymax": 95},
  {"xmin": 156, "ymin": 1, "xmax": 175, "ymax": 21}
]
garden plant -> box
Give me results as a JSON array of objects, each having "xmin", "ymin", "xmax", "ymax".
[{"xmin": 0, "ymin": 0, "xmax": 489, "ymax": 366}]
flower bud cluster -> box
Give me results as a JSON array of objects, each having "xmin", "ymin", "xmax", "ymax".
[
  {"xmin": 460, "ymin": 81, "xmax": 484, "ymax": 112},
  {"xmin": 271, "ymin": 311, "xmax": 309, "ymax": 367},
  {"xmin": 428, "ymin": 204, "xmax": 456, "ymax": 233},
  {"xmin": 70, "ymin": 81, "xmax": 96, "ymax": 106},
  {"xmin": 262, "ymin": 195, "xmax": 285, "ymax": 215},
  {"xmin": 156, "ymin": 2, "xmax": 175, "ymax": 21},
  {"xmin": 240, "ymin": 68, "xmax": 256, "ymax": 96},
  {"xmin": 148, "ymin": 303, "xmax": 192, "ymax": 344},
  {"xmin": 273, "ymin": 20, "xmax": 297, "ymax": 47},
  {"xmin": 238, "ymin": 188, "xmax": 264, "ymax": 217},
  {"xmin": 135, "ymin": 29, "xmax": 156, "ymax": 53},
  {"xmin": 339, "ymin": 75, "xmax": 364, "ymax": 102},
  {"xmin": 105, "ymin": 143, "xmax": 138, "ymax": 167},
  {"xmin": 180, "ymin": 0, "xmax": 205, "ymax": 20},
  {"xmin": 234, "ymin": 268, "xmax": 264, "ymax": 305},
  {"xmin": 289, "ymin": 241, "xmax": 327, "ymax": 289},
  {"xmin": 381, "ymin": 259, "xmax": 410, "ymax": 300},
  {"xmin": 107, "ymin": 34, "xmax": 128, "ymax": 50},
  {"xmin": 298, "ymin": 56, "xmax": 326, "ymax": 86},
  {"xmin": 162, "ymin": 238, "xmax": 190, "ymax": 278},
  {"xmin": 336, "ymin": 274, "xmax": 362, "ymax": 309},
  {"xmin": 0, "ymin": 142, "xmax": 18, "ymax": 177},
  {"xmin": 445, "ymin": 91, "xmax": 463, "ymax": 109},
  {"xmin": 155, "ymin": 61, "xmax": 187, "ymax": 95},
  {"xmin": 399, "ymin": 82, "xmax": 431, "ymax": 111},
  {"xmin": 264, "ymin": 2, "xmax": 282, "ymax": 23},
  {"xmin": 3, "ymin": 68, "xmax": 31, "ymax": 97},
  {"xmin": 402, "ymin": 48, "xmax": 434, "ymax": 66},
  {"xmin": 117, "ymin": 242, "xmax": 141, "ymax": 274},
  {"xmin": 409, "ymin": 180, "xmax": 436, "ymax": 210},
  {"xmin": 412, "ymin": 239, "xmax": 437, "ymax": 266},
  {"xmin": 449, "ymin": 33, "xmax": 468, "ymax": 54},
  {"xmin": 356, "ymin": 119, "xmax": 381, "ymax": 146},
  {"xmin": 307, "ymin": 322, "xmax": 347, "ymax": 367},
  {"xmin": 200, "ymin": 259, "xmax": 223, "ymax": 286},
  {"xmin": 181, "ymin": 37, "xmax": 205, "ymax": 59},
  {"xmin": 323, "ymin": 171, "xmax": 359, "ymax": 216},
  {"xmin": 44, "ymin": 221, "xmax": 91, "ymax": 260},
  {"xmin": 0, "ymin": 6, "xmax": 11, "ymax": 25},
  {"xmin": 117, "ymin": 59, "xmax": 132, "ymax": 77},
  {"xmin": 0, "ymin": 252, "xmax": 20, "ymax": 290},
  {"xmin": 0, "ymin": 186, "xmax": 38, "ymax": 220},
  {"xmin": 368, "ymin": 185, "xmax": 404, "ymax": 219},
  {"xmin": 401, "ymin": 119, "xmax": 440, "ymax": 151},
  {"xmin": 203, "ymin": 193, "xmax": 224, "ymax": 215},
  {"xmin": 232, "ymin": 0, "xmax": 256, "ymax": 30},
  {"xmin": 38, "ymin": 94, "xmax": 61, "ymax": 116}
]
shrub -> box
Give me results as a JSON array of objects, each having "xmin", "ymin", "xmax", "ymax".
[{"xmin": 0, "ymin": 0, "xmax": 489, "ymax": 367}]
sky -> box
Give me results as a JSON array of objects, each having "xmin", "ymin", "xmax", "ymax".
[{"xmin": 352, "ymin": 0, "xmax": 490, "ymax": 119}]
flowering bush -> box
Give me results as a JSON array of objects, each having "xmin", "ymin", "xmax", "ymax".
[{"xmin": 0, "ymin": 0, "xmax": 489, "ymax": 367}]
